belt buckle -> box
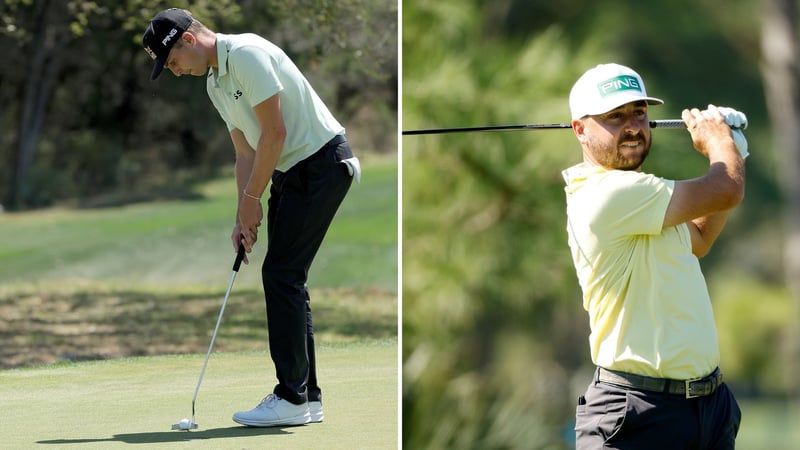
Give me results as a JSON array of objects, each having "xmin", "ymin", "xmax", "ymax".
[{"xmin": 684, "ymin": 376, "xmax": 705, "ymax": 399}]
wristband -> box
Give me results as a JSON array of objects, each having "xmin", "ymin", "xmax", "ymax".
[{"xmin": 243, "ymin": 191, "xmax": 261, "ymax": 200}]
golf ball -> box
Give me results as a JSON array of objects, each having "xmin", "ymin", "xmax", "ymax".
[{"xmin": 179, "ymin": 419, "xmax": 192, "ymax": 430}]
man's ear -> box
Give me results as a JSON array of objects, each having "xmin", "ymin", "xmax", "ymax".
[
  {"xmin": 572, "ymin": 119, "xmax": 587, "ymax": 144},
  {"xmin": 181, "ymin": 31, "xmax": 196, "ymax": 46}
]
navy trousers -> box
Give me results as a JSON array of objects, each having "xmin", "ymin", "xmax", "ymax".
[
  {"xmin": 575, "ymin": 369, "xmax": 741, "ymax": 449},
  {"xmin": 262, "ymin": 135, "xmax": 354, "ymax": 405}
]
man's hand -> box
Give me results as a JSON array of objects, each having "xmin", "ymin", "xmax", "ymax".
[
  {"xmin": 231, "ymin": 224, "xmax": 247, "ymax": 265},
  {"xmin": 682, "ymin": 105, "xmax": 737, "ymax": 158},
  {"xmin": 236, "ymin": 197, "xmax": 263, "ymax": 260},
  {"xmin": 717, "ymin": 106, "xmax": 749, "ymax": 159},
  {"xmin": 717, "ymin": 106, "xmax": 747, "ymax": 129}
]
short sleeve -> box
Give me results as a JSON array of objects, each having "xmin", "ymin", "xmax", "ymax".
[
  {"xmin": 590, "ymin": 171, "xmax": 674, "ymax": 238},
  {"xmin": 228, "ymin": 45, "xmax": 283, "ymax": 107}
]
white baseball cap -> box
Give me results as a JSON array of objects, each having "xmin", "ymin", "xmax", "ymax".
[{"xmin": 569, "ymin": 63, "xmax": 663, "ymax": 120}]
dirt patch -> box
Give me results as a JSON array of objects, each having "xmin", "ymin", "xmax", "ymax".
[{"xmin": 0, "ymin": 287, "xmax": 396, "ymax": 369}]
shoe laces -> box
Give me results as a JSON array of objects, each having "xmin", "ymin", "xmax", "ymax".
[{"xmin": 258, "ymin": 393, "xmax": 280, "ymax": 408}]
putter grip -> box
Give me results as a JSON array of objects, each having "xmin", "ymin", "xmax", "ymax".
[{"xmin": 233, "ymin": 240, "xmax": 246, "ymax": 272}]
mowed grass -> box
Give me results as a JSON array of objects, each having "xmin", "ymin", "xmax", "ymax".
[
  {"xmin": 735, "ymin": 398, "xmax": 800, "ymax": 450},
  {"xmin": 0, "ymin": 158, "xmax": 397, "ymax": 367},
  {"xmin": 0, "ymin": 158, "xmax": 397, "ymax": 292},
  {"xmin": 0, "ymin": 158, "xmax": 398, "ymax": 447},
  {"xmin": 0, "ymin": 340, "xmax": 397, "ymax": 449}
]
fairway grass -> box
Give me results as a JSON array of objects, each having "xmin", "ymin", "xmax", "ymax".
[
  {"xmin": 0, "ymin": 159, "xmax": 397, "ymax": 292},
  {"xmin": 735, "ymin": 398, "xmax": 800, "ymax": 450},
  {"xmin": 1, "ymin": 339, "xmax": 397, "ymax": 449}
]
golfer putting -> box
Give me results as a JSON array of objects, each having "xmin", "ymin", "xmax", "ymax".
[
  {"xmin": 563, "ymin": 63, "xmax": 745, "ymax": 449},
  {"xmin": 143, "ymin": 8, "xmax": 360, "ymax": 428}
]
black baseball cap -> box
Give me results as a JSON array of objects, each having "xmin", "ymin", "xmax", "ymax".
[{"xmin": 142, "ymin": 8, "xmax": 193, "ymax": 80}]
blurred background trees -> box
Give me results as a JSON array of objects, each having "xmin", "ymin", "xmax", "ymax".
[
  {"xmin": 1, "ymin": 0, "xmax": 397, "ymax": 210},
  {"xmin": 403, "ymin": 0, "xmax": 798, "ymax": 448}
]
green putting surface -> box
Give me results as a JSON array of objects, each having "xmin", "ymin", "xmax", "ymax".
[{"xmin": 1, "ymin": 340, "xmax": 397, "ymax": 449}]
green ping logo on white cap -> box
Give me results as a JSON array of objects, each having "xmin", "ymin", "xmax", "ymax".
[{"xmin": 597, "ymin": 75, "xmax": 642, "ymax": 98}]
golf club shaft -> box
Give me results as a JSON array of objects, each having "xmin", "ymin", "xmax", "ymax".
[
  {"xmin": 401, "ymin": 119, "xmax": 686, "ymax": 135},
  {"xmin": 191, "ymin": 242, "xmax": 247, "ymax": 422}
]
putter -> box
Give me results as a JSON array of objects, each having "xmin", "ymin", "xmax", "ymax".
[
  {"xmin": 172, "ymin": 240, "xmax": 247, "ymax": 431},
  {"xmin": 402, "ymin": 119, "xmax": 687, "ymax": 135}
]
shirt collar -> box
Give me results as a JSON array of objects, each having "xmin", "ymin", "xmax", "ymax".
[
  {"xmin": 562, "ymin": 162, "xmax": 609, "ymax": 193},
  {"xmin": 211, "ymin": 33, "xmax": 230, "ymax": 79}
]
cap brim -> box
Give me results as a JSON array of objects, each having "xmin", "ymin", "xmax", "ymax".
[
  {"xmin": 150, "ymin": 56, "xmax": 167, "ymax": 80},
  {"xmin": 581, "ymin": 96, "xmax": 664, "ymax": 118}
]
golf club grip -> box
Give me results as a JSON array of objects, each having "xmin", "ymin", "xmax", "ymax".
[
  {"xmin": 233, "ymin": 240, "xmax": 246, "ymax": 272},
  {"xmin": 650, "ymin": 119, "xmax": 686, "ymax": 128},
  {"xmin": 402, "ymin": 119, "xmax": 687, "ymax": 135}
]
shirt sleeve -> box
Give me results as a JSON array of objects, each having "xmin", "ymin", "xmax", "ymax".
[
  {"xmin": 591, "ymin": 170, "xmax": 674, "ymax": 238},
  {"xmin": 228, "ymin": 45, "xmax": 283, "ymax": 107}
]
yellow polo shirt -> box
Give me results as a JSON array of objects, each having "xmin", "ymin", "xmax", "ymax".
[{"xmin": 562, "ymin": 163, "xmax": 719, "ymax": 379}]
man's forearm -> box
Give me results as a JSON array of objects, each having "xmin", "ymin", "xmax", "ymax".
[
  {"xmin": 245, "ymin": 133, "xmax": 283, "ymax": 199},
  {"xmin": 235, "ymin": 154, "xmax": 255, "ymax": 200},
  {"xmin": 246, "ymin": 93, "xmax": 287, "ymax": 199},
  {"xmin": 689, "ymin": 210, "xmax": 732, "ymax": 257},
  {"xmin": 230, "ymin": 129, "xmax": 256, "ymax": 222}
]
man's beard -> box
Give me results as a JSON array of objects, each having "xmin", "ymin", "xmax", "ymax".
[{"xmin": 588, "ymin": 134, "xmax": 651, "ymax": 171}]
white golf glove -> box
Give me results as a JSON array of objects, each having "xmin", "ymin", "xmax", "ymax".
[{"xmin": 717, "ymin": 106, "xmax": 748, "ymax": 159}]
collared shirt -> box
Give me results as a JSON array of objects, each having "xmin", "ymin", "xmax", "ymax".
[
  {"xmin": 562, "ymin": 162, "xmax": 720, "ymax": 379},
  {"xmin": 206, "ymin": 33, "xmax": 344, "ymax": 172}
]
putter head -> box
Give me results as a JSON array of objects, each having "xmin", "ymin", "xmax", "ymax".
[{"xmin": 171, "ymin": 418, "xmax": 198, "ymax": 430}]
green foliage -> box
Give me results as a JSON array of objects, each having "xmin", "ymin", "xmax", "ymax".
[
  {"xmin": 1, "ymin": 0, "xmax": 397, "ymax": 209},
  {"xmin": 403, "ymin": 0, "xmax": 788, "ymax": 448},
  {"xmin": 233, "ymin": 0, "xmax": 399, "ymax": 151},
  {"xmin": 712, "ymin": 272, "xmax": 796, "ymax": 396},
  {"xmin": 404, "ymin": 5, "xmax": 590, "ymax": 449}
]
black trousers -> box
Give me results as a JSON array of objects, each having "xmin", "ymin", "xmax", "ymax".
[
  {"xmin": 262, "ymin": 135, "xmax": 353, "ymax": 405},
  {"xmin": 575, "ymin": 369, "xmax": 742, "ymax": 449}
]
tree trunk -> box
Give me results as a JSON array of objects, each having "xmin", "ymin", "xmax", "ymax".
[
  {"xmin": 760, "ymin": 0, "xmax": 800, "ymax": 402},
  {"xmin": 12, "ymin": 0, "xmax": 68, "ymax": 208}
]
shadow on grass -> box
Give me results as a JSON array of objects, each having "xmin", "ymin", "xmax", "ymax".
[
  {"xmin": 1, "ymin": 286, "xmax": 397, "ymax": 368},
  {"xmin": 36, "ymin": 426, "xmax": 292, "ymax": 445}
]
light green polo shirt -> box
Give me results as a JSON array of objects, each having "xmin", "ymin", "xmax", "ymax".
[
  {"xmin": 562, "ymin": 162, "xmax": 720, "ymax": 379},
  {"xmin": 206, "ymin": 33, "xmax": 344, "ymax": 172}
]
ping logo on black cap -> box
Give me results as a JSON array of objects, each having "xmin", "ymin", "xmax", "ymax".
[
  {"xmin": 161, "ymin": 28, "xmax": 179, "ymax": 46},
  {"xmin": 142, "ymin": 8, "xmax": 193, "ymax": 80}
]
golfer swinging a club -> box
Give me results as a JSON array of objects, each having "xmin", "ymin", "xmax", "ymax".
[
  {"xmin": 563, "ymin": 64, "xmax": 744, "ymax": 449},
  {"xmin": 143, "ymin": 8, "xmax": 360, "ymax": 427}
]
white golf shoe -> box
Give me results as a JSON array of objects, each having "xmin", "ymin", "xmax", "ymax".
[
  {"xmin": 232, "ymin": 394, "xmax": 310, "ymax": 427},
  {"xmin": 309, "ymin": 400, "xmax": 324, "ymax": 423}
]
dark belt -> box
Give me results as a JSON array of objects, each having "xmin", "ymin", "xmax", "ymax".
[
  {"xmin": 597, "ymin": 367, "xmax": 723, "ymax": 399},
  {"xmin": 325, "ymin": 134, "xmax": 347, "ymax": 147},
  {"xmin": 301, "ymin": 135, "xmax": 347, "ymax": 165}
]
